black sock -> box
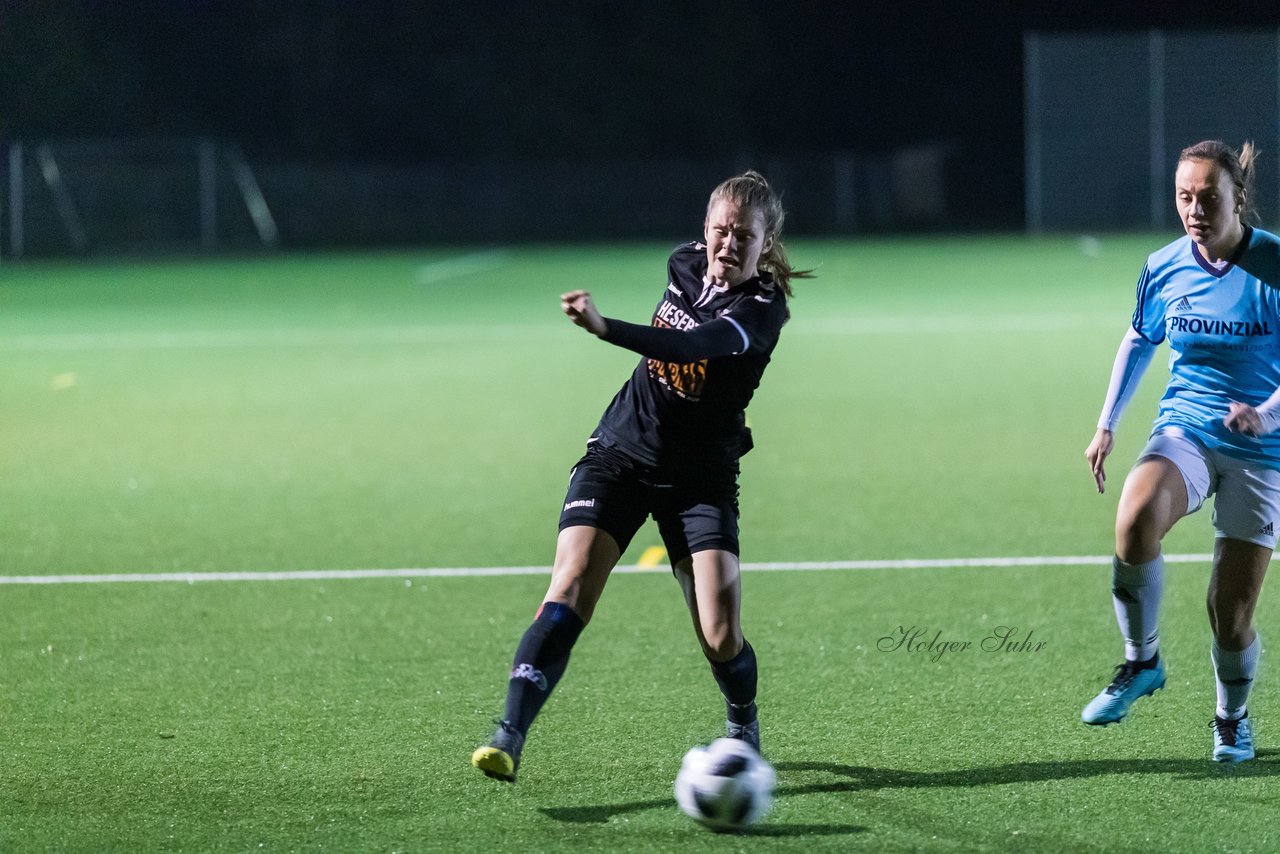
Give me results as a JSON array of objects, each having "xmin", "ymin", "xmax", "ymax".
[
  {"xmin": 502, "ymin": 601, "xmax": 585, "ymax": 735},
  {"xmin": 708, "ymin": 639, "xmax": 757, "ymax": 725},
  {"xmin": 1134, "ymin": 652, "xmax": 1159, "ymax": 671}
]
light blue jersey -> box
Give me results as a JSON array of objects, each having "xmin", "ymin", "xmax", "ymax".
[{"xmin": 1132, "ymin": 226, "xmax": 1280, "ymax": 468}]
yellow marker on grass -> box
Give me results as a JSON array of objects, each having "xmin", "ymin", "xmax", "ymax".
[{"xmin": 637, "ymin": 546, "xmax": 667, "ymax": 569}]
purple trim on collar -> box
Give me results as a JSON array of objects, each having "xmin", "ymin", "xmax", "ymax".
[
  {"xmin": 1190, "ymin": 226, "xmax": 1252, "ymax": 279},
  {"xmin": 1191, "ymin": 242, "xmax": 1233, "ymax": 277}
]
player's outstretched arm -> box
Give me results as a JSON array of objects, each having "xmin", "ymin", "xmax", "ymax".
[
  {"xmin": 599, "ymin": 317, "xmax": 745, "ymax": 362},
  {"xmin": 559, "ymin": 290, "xmax": 747, "ymax": 362},
  {"xmin": 1084, "ymin": 428, "xmax": 1114, "ymax": 494}
]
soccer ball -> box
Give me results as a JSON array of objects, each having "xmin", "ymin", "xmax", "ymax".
[{"xmin": 674, "ymin": 737, "xmax": 775, "ymax": 832}]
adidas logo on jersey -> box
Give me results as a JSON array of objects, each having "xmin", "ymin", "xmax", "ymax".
[
  {"xmin": 1259, "ymin": 522, "xmax": 1274, "ymax": 537},
  {"xmin": 1174, "ymin": 296, "xmax": 1193, "ymax": 312}
]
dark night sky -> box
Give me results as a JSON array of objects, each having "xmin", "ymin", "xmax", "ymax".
[{"xmin": 4, "ymin": 0, "xmax": 1280, "ymax": 225}]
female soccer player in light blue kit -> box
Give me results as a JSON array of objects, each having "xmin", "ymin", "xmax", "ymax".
[{"xmin": 1083, "ymin": 140, "xmax": 1280, "ymax": 762}]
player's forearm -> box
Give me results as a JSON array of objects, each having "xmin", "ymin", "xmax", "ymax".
[
  {"xmin": 601, "ymin": 317, "xmax": 746, "ymax": 361},
  {"xmin": 1098, "ymin": 326, "xmax": 1158, "ymax": 431}
]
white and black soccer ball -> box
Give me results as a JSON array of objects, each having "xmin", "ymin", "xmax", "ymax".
[{"xmin": 674, "ymin": 737, "xmax": 775, "ymax": 832}]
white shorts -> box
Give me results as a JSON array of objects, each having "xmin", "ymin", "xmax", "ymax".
[{"xmin": 1138, "ymin": 427, "xmax": 1280, "ymax": 549}]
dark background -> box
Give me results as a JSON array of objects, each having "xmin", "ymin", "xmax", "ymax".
[{"xmin": 4, "ymin": 0, "xmax": 1280, "ymax": 239}]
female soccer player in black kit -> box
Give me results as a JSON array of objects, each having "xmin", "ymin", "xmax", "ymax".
[{"xmin": 472, "ymin": 171, "xmax": 810, "ymax": 782}]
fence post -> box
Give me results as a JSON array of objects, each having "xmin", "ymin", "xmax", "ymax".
[
  {"xmin": 8, "ymin": 142, "xmax": 22, "ymax": 259},
  {"xmin": 225, "ymin": 145, "xmax": 279, "ymax": 248},
  {"xmin": 1149, "ymin": 30, "xmax": 1166, "ymax": 230},
  {"xmin": 200, "ymin": 140, "xmax": 218, "ymax": 250},
  {"xmin": 1023, "ymin": 32, "xmax": 1042, "ymax": 234},
  {"xmin": 833, "ymin": 153, "xmax": 856, "ymax": 232}
]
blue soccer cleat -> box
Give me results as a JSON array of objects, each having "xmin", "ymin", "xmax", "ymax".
[
  {"xmin": 1211, "ymin": 713, "xmax": 1255, "ymax": 762},
  {"xmin": 471, "ymin": 720, "xmax": 525, "ymax": 782},
  {"xmin": 1082, "ymin": 658, "xmax": 1166, "ymax": 725}
]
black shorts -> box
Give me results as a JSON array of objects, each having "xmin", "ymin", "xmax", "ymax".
[{"xmin": 558, "ymin": 443, "xmax": 740, "ymax": 563}]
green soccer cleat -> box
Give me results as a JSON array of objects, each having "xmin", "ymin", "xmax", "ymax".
[
  {"xmin": 1211, "ymin": 714, "xmax": 1255, "ymax": 763},
  {"xmin": 1082, "ymin": 658, "xmax": 1166, "ymax": 725},
  {"xmin": 472, "ymin": 720, "xmax": 524, "ymax": 782}
]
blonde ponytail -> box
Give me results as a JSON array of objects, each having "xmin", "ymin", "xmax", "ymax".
[{"xmin": 707, "ymin": 171, "xmax": 815, "ymax": 297}]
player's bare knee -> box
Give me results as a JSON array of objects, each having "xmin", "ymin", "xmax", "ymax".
[
  {"xmin": 546, "ymin": 562, "xmax": 584, "ymax": 596},
  {"xmin": 544, "ymin": 567, "xmax": 602, "ymax": 623},
  {"xmin": 700, "ymin": 624, "xmax": 742, "ymax": 662},
  {"xmin": 1114, "ymin": 518, "xmax": 1161, "ymax": 564}
]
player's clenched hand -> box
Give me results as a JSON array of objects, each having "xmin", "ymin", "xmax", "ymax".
[
  {"xmin": 1084, "ymin": 428, "xmax": 1114, "ymax": 494},
  {"xmin": 560, "ymin": 290, "xmax": 607, "ymax": 337},
  {"xmin": 1224, "ymin": 402, "xmax": 1264, "ymax": 437}
]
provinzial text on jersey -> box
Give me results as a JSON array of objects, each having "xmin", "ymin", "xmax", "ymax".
[{"xmin": 1166, "ymin": 317, "xmax": 1274, "ymax": 336}]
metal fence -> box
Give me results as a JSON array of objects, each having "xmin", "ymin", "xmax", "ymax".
[
  {"xmin": 1025, "ymin": 29, "xmax": 1280, "ymax": 232},
  {"xmin": 1, "ymin": 138, "xmax": 966, "ymax": 257}
]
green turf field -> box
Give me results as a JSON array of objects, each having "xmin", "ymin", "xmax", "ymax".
[{"xmin": 2, "ymin": 238, "xmax": 1276, "ymax": 851}]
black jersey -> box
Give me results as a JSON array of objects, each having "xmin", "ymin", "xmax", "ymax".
[{"xmin": 591, "ymin": 242, "xmax": 789, "ymax": 473}]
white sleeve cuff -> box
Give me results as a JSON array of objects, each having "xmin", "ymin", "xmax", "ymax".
[
  {"xmin": 1254, "ymin": 389, "xmax": 1280, "ymax": 435},
  {"xmin": 722, "ymin": 316, "xmax": 750, "ymax": 355}
]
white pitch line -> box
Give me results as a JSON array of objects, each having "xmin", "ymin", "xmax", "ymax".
[
  {"xmin": 0, "ymin": 323, "xmax": 561, "ymax": 351},
  {"xmin": 0, "ymin": 567, "xmax": 552, "ymax": 585},
  {"xmin": 416, "ymin": 248, "xmax": 508, "ymax": 284},
  {"xmin": 746, "ymin": 554, "xmax": 1216, "ymax": 570},
  {"xmin": 0, "ymin": 312, "xmax": 1117, "ymax": 353},
  {"xmin": 795, "ymin": 313, "xmax": 1116, "ymax": 335},
  {"xmin": 0, "ymin": 554, "xmax": 1216, "ymax": 586}
]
